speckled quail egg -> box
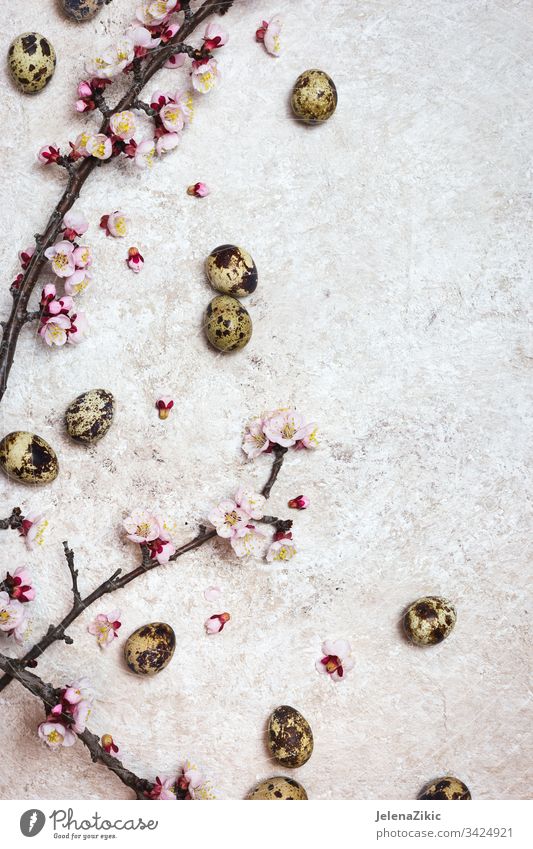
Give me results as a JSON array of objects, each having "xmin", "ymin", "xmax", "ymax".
[
  {"xmin": 65, "ymin": 389, "xmax": 115, "ymax": 445},
  {"xmin": 205, "ymin": 245, "xmax": 258, "ymax": 298},
  {"xmin": 124, "ymin": 623, "xmax": 176, "ymax": 675},
  {"xmin": 291, "ymin": 69, "xmax": 337, "ymax": 124},
  {"xmin": 418, "ymin": 776, "xmax": 471, "ymax": 800},
  {"xmin": 61, "ymin": 0, "xmax": 107, "ymax": 22},
  {"xmin": 246, "ymin": 777, "xmax": 308, "ymax": 800},
  {"xmin": 0, "ymin": 431, "xmax": 58, "ymax": 485},
  {"xmin": 8, "ymin": 33, "xmax": 56, "ymax": 94},
  {"xmin": 403, "ymin": 596, "xmax": 456, "ymax": 646},
  {"xmin": 267, "ymin": 705, "xmax": 314, "ymax": 768},
  {"xmin": 204, "ymin": 295, "xmax": 252, "ymax": 352}
]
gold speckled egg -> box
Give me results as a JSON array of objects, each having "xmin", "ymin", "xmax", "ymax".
[
  {"xmin": 61, "ymin": 0, "xmax": 107, "ymax": 22},
  {"xmin": 205, "ymin": 245, "xmax": 258, "ymax": 298},
  {"xmin": 291, "ymin": 69, "xmax": 337, "ymax": 124},
  {"xmin": 124, "ymin": 622, "xmax": 176, "ymax": 676},
  {"xmin": 418, "ymin": 776, "xmax": 471, "ymax": 800},
  {"xmin": 246, "ymin": 777, "xmax": 308, "ymax": 800},
  {"xmin": 8, "ymin": 33, "xmax": 56, "ymax": 94},
  {"xmin": 403, "ymin": 596, "xmax": 456, "ymax": 646},
  {"xmin": 204, "ymin": 295, "xmax": 252, "ymax": 352},
  {"xmin": 0, "ymin": 431, "xmax": 58, "ymax": 485},
  {"xmin": 65, "ymin": 389, "xmax": 115, "ymax": 444},
  {"xmin": 267, "ymin": 705, "xmax": 313, "ymax": 768}
]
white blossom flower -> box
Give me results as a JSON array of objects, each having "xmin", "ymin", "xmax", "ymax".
[{"xmin": 191, "ymin": 58, "xmax": 220, "ymax": 94}]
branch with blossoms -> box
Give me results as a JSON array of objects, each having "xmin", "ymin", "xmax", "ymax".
[
  {"xmin": 0, "ymin": 0, "xmax": 235, "ymax": 403},
  {"xmin": 0, "ymin": 408, "xmax": 316, "ymax": 687},
  {"xmin": 0, "ymin": 409, "xmax": 316, "ymax": 798}
]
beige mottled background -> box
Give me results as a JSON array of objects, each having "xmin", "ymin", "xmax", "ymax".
[{"xmin": 0, "ymin": 0, "xmax": 532, "ymax": 800}]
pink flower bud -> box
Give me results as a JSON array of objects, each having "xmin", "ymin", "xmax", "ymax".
[
  {"xmin": 287, "ymin": 494, "xmax": 310, "ymax": 510},
  {"xmin": 186, "ymin": 182, "xmax": 210, "ymax": 198},
  {"xmin": 205, "ymin": 612, "xmax": 230, "ymax": 634},
  {"xmin": 77, "ymin": 80, "xmax": 92, "ymax": 98},
  {"xmin": 127, "ymin": 246, "xmax": 144, "ymax": 273},
  {"xmin": 75, "ymin": 99, "xmax": 89, "ymax": 112},
  {"xmin": 37, "ymin": 145, "xmax": 61, "ymax": 165}
]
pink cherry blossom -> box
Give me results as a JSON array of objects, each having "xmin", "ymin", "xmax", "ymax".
[
  {"xmin": 266, "ymin": 531, "xmax": 297, "ymax": 562},
  {"xmin": 204, "ymin": 586, "xmax": 222, "ymax": 602},
  {"xmin": 88, "ymin": 610, "xmax": 122, "ymax": 648},
  {"xmin": 71, "ymin": 699, "xmax": 93, "ymax": 733},
  {"xmin": 191, "ymin": 58, "xmax": 220, "ymax": 94},
  {"xmin": 123, "ymin": 511, "xmax": 161, "ymax": 543},
  {"xmin": 186, "ymin": 182, "xmax": 210, "ymax": 198},
  {"xmin": 62, "ymin": 210, "xmax": 89, "ymax": 239},
  {"xmin": 208, "ymin": 499, "xmax": 249, "ymax": 539},
  {"xmin": 39, "ymin": 313, "xmax": 72, "ymax": 347},
  {"xmin": 100, "ymin": 210, "xmax": 130, "ymax": 238},
  {"xmin": 149, "ymin": 536, "xmax": 176, "ymax": 564},
  {"xmin": 156, "ymin": 132, "xmax": 181, "ymax": 156},
  {"xmin": 86, "ymin": 134, "xmax": 113, "ymax": 160},
  {"xmin": 156, "ymin": 395, "xmax": 174, "ymax": 419},
  {"xmin": 66, "ymin": 310, "xmax": 89, "ymax": 345},
  {"xmin": 72, "ymin": 132, "xmax": 92, "ymax": 158},
  {"xmin": 205, "ymin": 612, "xmax": 230, "ymax": 634},
  {"xmin": 18, "ymin": 511, "xmax": 48, "ymax": 550},
  {"xmin": 230, "ymin": 525, "xmax": 266, "ymax": 558},
  {"xmin": 37, "ymin": 144, "xmax": 61, "ymax": 164},
  {"xmin": 172, "ymin": 89, "xmax": 193, "ymax": 124},
  {"xmin": 165, "ymin": 53, "xmax": 186, "ymax": 70},
  {"xmin": 78, "ymin": 80, "xmax": 92, "ymax": 98},
  {"xmin": 85, "ymin": 37, "xmax": 135, "ymax": 79},
  {"xmin": 110, "ymin": 110, "xmax": 137, "ymax": 141},
  {"xmin": 136, "ymin": 0, "xmax": 177, "ymax": 26},
  {"xmin": 256, "ymin": 15, "xmax": 282, "ymax": 56},
  {"xmin": 204, "ymin": 22, "xmax": 229, "ymax": 50},
  {"xmin": 4, "ymin": 567, "xmax": 36, "ymax": 602},
  {"xmin": 72, "ymin": 245, "xmax": 93, "ymax": 268},
  {"xmin": 127, "ymin": 246, "xmax": 145, "ymax": 272},
  {"xmin": 316, "ymin": 639, "xmax": 354, "ymax": 682},
  {"xmin": 45, "ymin": 240, "xmax": 76, "ymax": 277},
  {"xmin": 263, "ymin": 409, "xmax": 317, "ymax": 448},
  {"xmin": 242, "ymin": 416, "xmax": 270, "ymax": 459},
  {"xmin": 288, "ymin": 494, "xmax": 310, "ymax": 510},
  {"xmin": 150, "ymin": 90, "xmax": 169, "ymax": 110},
  {"xmin": 234, "ymin": 488, "xmax": 266, "ymax": 520},
  {"xmin": 134, "ymin": 139, "xmax": 156, "ymax": 169},
  {"xmin": 64, "ymin": 269, "xmax": 93, "ymax": 296},
  {"xmin": 149, "ymin": 776, "xmax": 177, "ymax": 800},
  {"xmin": 127, "ymin": 25, "xmax": 162, "ymax": 49},
  {"xmin": 160, "ymin": 102, "xmax": 186, "ymax": 133},
  {"xmin": 64, "ymin": 678, "xmax": 95, "ymax": 706},
  {"xmin": 38, "ymin": 721, "xmax": 77, "ymax": 748},
  {"xmin": 0, "ymin": 591, "xmax": 25, "ymax": 634}
]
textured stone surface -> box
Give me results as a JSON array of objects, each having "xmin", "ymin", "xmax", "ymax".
[{"xmin": 0, "ymin": 0, "xmax": 531, "ymax": 800}]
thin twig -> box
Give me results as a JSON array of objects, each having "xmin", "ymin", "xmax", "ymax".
[
  {"xmin": 261, "ymin": 446, "xmax": 288, "ymax": 498},
  {"xmin": 63, "ymin": 542, "xmax": 81, "ymax": 605}
]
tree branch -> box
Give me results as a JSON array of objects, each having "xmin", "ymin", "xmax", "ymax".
[
  {"xmin": 0, "ymin": 449, "xmax": 289, "ymax": 693},
  {"xmin": 0, "ymin": 0, "xmax": 238, "ymax": 404},
  {"xmin": 261, "ymin": 446, "xmax": 288, "ymax": 498}
]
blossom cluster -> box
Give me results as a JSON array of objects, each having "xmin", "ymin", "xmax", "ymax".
[
  {"xmin": 123, "ymin": 511, "xmax": 176, "ymax": 564},
  {"xmin": 208, "ymin": 488, "xmax": 296, "ymax": 563},
  {"xmin": 149, "ymin": 762, "xmax": 214, "ymax": 800},
  {"xmin": 0, "ymin": 567, "xmax": 35, "ymax": 644},
  {"xmin": 242, "ymin": 408, "xmax": 318, "ymax": 459},
  {"xmin": 38, "ymin": 10, "xmax": 227, "ymax": 173},
  {"xmin": 38, "ymin": 678, "xmax": 95, "ymax": 748},
  {"xmin": 29, "ymin": 211, "xmax": 92, "ymax": 347}
]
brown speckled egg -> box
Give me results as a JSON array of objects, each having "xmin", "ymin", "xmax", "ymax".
[
  {"xmin": 65, "ymin": 389, "xmax": 115, "ymax": 444},
  {"xmin": 204, "ymin": 295, "xmax": 252, "ymax": 352},
  {"xmin": 8, "ymin": 33, "xmax": 56, "ymax": 94},
  {"xmin": 267, "ymin": 705, "xmax": 313, "ymax": 768},
  {"xmin": 246, "ymin": 777, "xmax": 308, "ymax": 800},
  {"xmin": 403, "ymin": 596, "xmax": 456, "ymax": 646},
  {"xmin": 124, "ymin": 622, "xmax": 175, "ymax": 676},
  {"xmin": 0, "ymin": 431, "xmax": 58, "ymax": 485},
  {"xmin": 418, "ymin": 776, "xmax": 471, "ymax": 800},
  {"xmin": 291, "ymin": 69, "xmax": 337, "ymax": 124},
  {"xmin": 205, "ymin": 245, "xmax": 258, "ymax": 297},
  {"xmin": 61, "ymin": 0, "xmax": 107, "ymax": 22}
]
